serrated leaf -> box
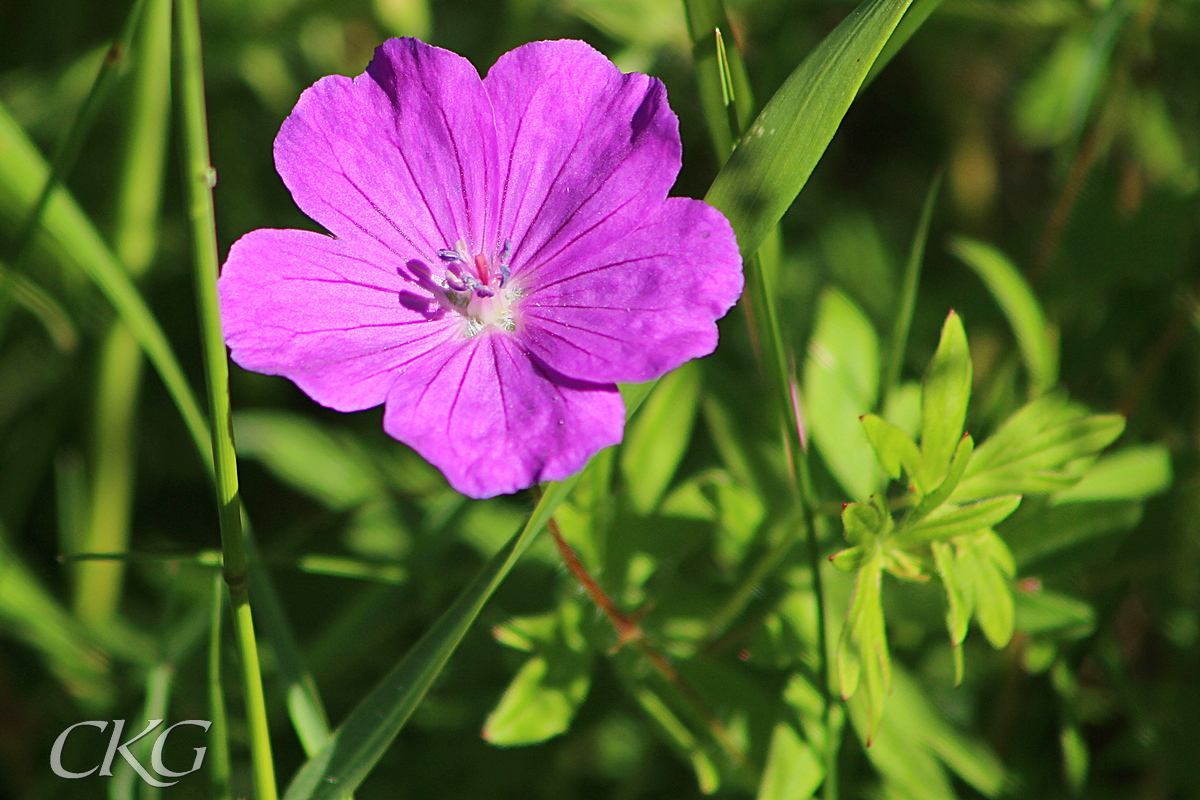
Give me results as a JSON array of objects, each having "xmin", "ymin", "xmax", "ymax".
[
  {"xmin": 861, "ymin": 413, "xmax": 923, "ymax": 484},
  {"xmin": 837, "ymin": 551, "xmax": 889, "ymax": 738},
  {"xmin": 953, "ymin": 393, "xmax": 1124, "ymax": 502},
  {"xmin": 957, "ymin": 532, "xmax": 1014, "ymax": 648},
  {"xmin": 804, "ymin": 289, "xmax": 882, "ymax": 501},
  {"xmin": 705, "ymin": 0, "xmax": 915, "ymax": 258},
  {"xmin": 1051, "ymin": 445, "xmax": 1172, "ymax": 505},
  {"xmin": 950, "ymin": 236, "xmax": 1058, "ymax": 396},
  {"xmin": 932, "ymin": 541, "xmax": 971, "ymax": 647},
  {"xmin": 920, "ymin": 311, "xmax": 972, "ymax": 488},
  {"xmin": 621, "ymin": 361, "xmax": 702, "ymax": 514},
  {"xmin": 897, "ymin": 495, "xmax": 1021, "ymax": 543}
]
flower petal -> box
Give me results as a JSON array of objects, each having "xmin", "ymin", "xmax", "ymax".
[
  {"xmin": 219, "ymin": 228, "xmax": 457, "ymax": 411},
  {"xmin": 382, "ymin": 332, "xmax": 623, "ymax": 499},
  {"xmin": 275, "ymin": 38, "xmax": 499, "ymax": 261},
  {"xmin": 483, "ymin": 40, "xmax": 681, "ymax": 276},
  {"xmin": 516, "ymin": 197, "xmax": 743, "ymax": 384}
]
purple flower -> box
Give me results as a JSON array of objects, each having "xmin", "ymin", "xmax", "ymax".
[{"xmin": 218, "ymin": 38, "xmax": 743, "ymax": 499}]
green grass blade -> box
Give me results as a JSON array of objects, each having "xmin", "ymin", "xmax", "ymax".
[
  {"xmin": 864, "ymin": 0, "xmax": 948, "ymax": 87},
  {"xmin": 949, "ymin": 236, "xmax": 1058, "ymax": 396},
  {"xmin": 76, "ymin": 0, "xmax": 174, "ymax": 628},
  {"xmin": 881, "ymin": 170, "xmax": 941, "ymax": 408},
  {"xmin": 0, "ymin": 100, "xmax": 212, "ymax": 475},
  {"xmin": 5, "ymin": 0, "xmax": 148, "ymax": 268},
  {"xmin": 0, "ymin": 258, "xmax": 77, "ymax": 351},
  {"xmin": 705, "ymin": 0, "xmax": 915, "ymax": 259},
  {"xmin": 682, "ymin": 0, "xmax": 755, "ymax": 162}
]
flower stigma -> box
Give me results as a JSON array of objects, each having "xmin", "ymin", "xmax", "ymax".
[{"xmin": 437, "ymin": 238, "xmax": 519, "ymax": 336}]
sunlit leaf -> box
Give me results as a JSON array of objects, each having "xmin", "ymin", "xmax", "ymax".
[
  {"xmin": 919, "ymin": 310, "xmax": 971, "ymax": 488},
  {"xmin": 804, "ymin": 289, "xmax": 882, "ymax": 501},
  {"xmin": 1051, "ymin": 444, "xmax": 1172, "ymax": 505},
  {"xmin": 896, "ymin": 495, "xmax": 1020, "ymax": 544}
]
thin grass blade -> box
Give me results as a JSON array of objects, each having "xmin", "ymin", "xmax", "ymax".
[{"xmin": 705, "ymin": 0, "xmax": 915, "ymax": 258}]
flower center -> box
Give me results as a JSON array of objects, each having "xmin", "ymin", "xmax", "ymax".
[{"xmin": 436, "ymin": 239, "xmax": 519, "ymax": 336}]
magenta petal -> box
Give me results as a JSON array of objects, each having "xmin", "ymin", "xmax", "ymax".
[
  {"xmin": 516, "ymin": 197, "xmax": 743, "ymax": 384},
  {"xmin": 483, "ymin": 40, "xmax": 681, "ymax": 275},
  {"xmin": 382, "ymin": 333, "xmax": 624, "ymax": 499},
  {"xmin": 275, "ymin": 38, "xmax": 498, "ymax": 259},
  {"xmin": 219, "ymin": 228, "xmax": 457, "ymax": 411}
]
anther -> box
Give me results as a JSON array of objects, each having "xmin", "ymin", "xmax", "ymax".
[{"xmin": 438, "ymin": 249, "xmax": 462, "ymax": 262}]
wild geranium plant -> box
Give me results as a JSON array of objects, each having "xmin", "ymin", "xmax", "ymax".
[
  {"xmin": 218, "ymin": 38, "xmax": 743, "ymax": 498},
  {"xmin": 5, "ymin": 0, "xmax": 1188, "ymax": 798}
]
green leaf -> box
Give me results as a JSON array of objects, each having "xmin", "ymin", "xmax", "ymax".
[
  {"xmin": 804, "ymin": 289, "xmax": 882, "ymax": 501},
  {"xmin": 1051, "ymin": 444, "xmax": 1172, "ymax": 505},
  {"xmin": 757, "ymin": 722, "xmax": 822, "ymax": 800},
  {"xmin": 483, "ymin": 654, "xmax": 592, "ymax": 746},
  {"xmin": 849, "ymin": 665, "xmax": 1005, "ymax": 799},
  {"xmin": 836, "ymin": 550, "xmax": 889, "ymax": 739},
  {"xmin": 484, "ymin": 603, "xmax": 593, "ymax": 746},
  {"xmin": 919, "ymin": 310, "xmax": 972, "ymax": 488},
  {"xmin": 949, "ymin": 236, "xmax": 1057, "ymax": 395},
  {"xmin": 897, "ymin": 495, "xmax": 1021, "ymax": 543},
  {"xmin": 842, "ymin": 501, "xmax": 884, "ymax": 545},
  {"xmin": 282, "ymin": 477, "xmax": 579, "ymax": 800},
  {"xmin": 861, "ymin": 413, "xmax": 923, "ymax": 484},
  {"xmin": 952, "ymin": 392, "xmax": 1124, "ymax": 502},
  {"xmin": 621, "ymin": 360, "xmax": 702, "ymax": 514},
  {"xmin": 956, "ymin": 531, "xmax": 1015, "ymax": 648},
  {"xmin": 932, "ymin": 541, "xmax": 971, "ymax": 648},
  {"xmin": 1001, "ymin": 500, "xmax": 1143, "ymax": 568},
  {"xmin": 911, "ymin": 433, "xmax": 974, "ymax": 518},
  {"xmin": 819, "ymin": 211, "xmax": 896, "ymax": 327},
  {"xmin": 1061, "ymin": 724, "xmax": 1089, "ymax": 794},
  {"xmin": 705, "ymin": 0, "xmax": 915, "ymax": 258},
  {"xmin": 630, "ymin": 686, "xmax": 721, "ymax": 794},
  {"xmin": 1012, "ymin": 11, "xmax": 1122, "ymax": 148}
]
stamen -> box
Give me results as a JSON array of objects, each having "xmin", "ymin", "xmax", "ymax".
[{"xmin": 438, "ymin": 249, "xmax": 462, "ymax": 262}]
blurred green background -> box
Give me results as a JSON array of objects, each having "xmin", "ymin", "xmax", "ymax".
[{"xmin": 1, "ymin": 0, "xmax": 1198, "ymax": 798}]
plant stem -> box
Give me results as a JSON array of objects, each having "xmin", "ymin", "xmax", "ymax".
[
  {"xmin": 546, "ymin": 516, "xmax": 748, "ymax": 767},
  {"xmin": 175, "ymin": 0, "xmax": 276, "ymax": 797}
]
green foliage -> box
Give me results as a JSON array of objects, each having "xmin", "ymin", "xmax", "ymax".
[
  {"xmin": 832, "ymin": 308, "xmax": 1136, "ymax": 728},
  {"xmin": 1, "ymin": 0, "xmax": 1195, "ymax": 798}
]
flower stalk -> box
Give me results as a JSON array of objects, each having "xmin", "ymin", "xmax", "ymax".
[{"xmin": 174, "ymin": 0, "xmax": 276, "ymax": 797}]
